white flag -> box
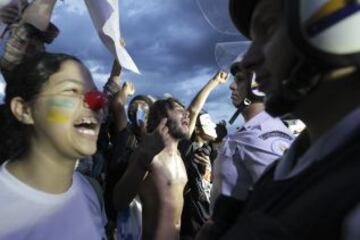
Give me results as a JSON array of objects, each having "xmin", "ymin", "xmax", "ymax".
[{"xmin": 84, "ymin": 0, "xmax": 140, "ymax": 74}]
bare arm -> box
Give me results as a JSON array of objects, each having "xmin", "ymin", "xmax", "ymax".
[
  {"xmin": 112, "ymin": 146, "xmax": 151, "ymax": 211},
  {"xmin": 103, "ymin": 60, "xmax": 122, "ymax": 99},
  {"xmin": 102, "ymin": 59, "xmax": 134, "ymax": 132},
  {"xmin": 106, "ymin": 39, "xmax": 125, "ymax": 86},
  {"xmin": 113, "ymin": 118, "xmax": 170, "ymax": 211},
  {"xmin": 21, "ymin": 0, "xmax": 57, "ymax": 31},
  {"xmin": 111, "ymin": 81, "xmax": 135, "ymax": 132},
  {"xmin": 187, "ymin": 71, "xmax": 228, "ymax": 136}
]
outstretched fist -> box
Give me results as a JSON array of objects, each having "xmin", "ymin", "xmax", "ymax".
[
  {"xmin": 121, "ymin": 81, "xmax": 135, "ymax": 97},
  {"xmin": 0, "ymin": 0, "xmax": 26, "ymax": 25},
  {"xmin": 212, "ymin": 70, "xmax": 229, "ymax": 84}
]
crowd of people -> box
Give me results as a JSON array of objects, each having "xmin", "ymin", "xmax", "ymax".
[{"xmin": 0, "ymin": 0, "xmax": 359, "ymax": 240}]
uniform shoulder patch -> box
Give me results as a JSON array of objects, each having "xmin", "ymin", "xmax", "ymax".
[{"xmin": 271, "ymin": 139, "xmax": 290, "ymax": 155}]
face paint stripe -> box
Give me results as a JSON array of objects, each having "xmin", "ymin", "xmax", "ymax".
[
  {"xmin": 47, "ymin": 99, "xmax": 76, "ymax": 108},
  {"xmin": 47, "ymin": 109, "xmax": 70, "ymax": 123}
]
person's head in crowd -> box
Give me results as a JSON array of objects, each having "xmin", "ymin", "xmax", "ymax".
[
  {"xmin": 229, "ymin": 0, "xmax": 292, "ymax": 117},
  {"xmin": 0, "ymin": 52, "xmax": 105, "ymax": 163},
  {"xmin": 192, "ymin": 110, "xmax": 217, "ymax": 143},
  {"xmin": 147, "ymin": 97, "xmax": 190, "ymax": 141},
  {"xmin": 127, "ymin": 94, "xmax": 155, "ymax": 136},
  {"xmin": 230, "ymin": 0, "xmax": 360, "ymax": 124},
  {"xmin": 229, "ymin": 62, "xmax": 265, "ymax": 121}
]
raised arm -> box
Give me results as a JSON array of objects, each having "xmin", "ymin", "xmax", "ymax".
[
  {"xmin": 187, "ymin": 71, "xmax": 228, "ymax": 136},
  {"xmin": 102, "ymin": 59, "xmax": 134, "ymax": 132},
  {"xmin": 112, "ymin": 118, "xmax": 170, "ymax": 211},
  {"xmin": 21, "ymin": 0, "xmax": 57, "ymax": 31},
  {"xmin": 103, "ymin": 60, "xmax": 122, "ymax": 99},
  {"xmin": 111, "ymin": 81, "xmax": 135, "ymax": 132}
]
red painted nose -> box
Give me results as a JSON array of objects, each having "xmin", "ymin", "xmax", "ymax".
[{"xmin": 84, "ymin": 90, "xmax": 107, "ymax": 111}]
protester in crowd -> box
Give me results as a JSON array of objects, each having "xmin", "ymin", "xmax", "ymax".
[
  {"xmin": 177, "ymin": 71, "xmax": 227, "ymax": 240},
  {"xmin": 186, "ymin": 71, "xmax": 228, "ymax": 137},
  {"xmin": 104, "ymin": 68, "xmax": 153, "ymax": 240},
  {"xmin": 0, "ymin": 52, "xmax": 107, "ymax": 239},
  {"xmin": 112, "ymin": 97, "xmax": 189, "ymax": 240},
  {"xmin": 180, "ymin": 111, "xmax": 218, "ymax": 240},
  {"xmin": 0, "ymin": 0, "xmax": 59, "ymax": 73},
  {"xmin": 170, "ymin": 69, "xmax": 225, "ymax": 239},
  {"xmin": 109, "ymin": 71, "xmax": 227, "ymax": 239},
  {"xmin": 107, "ymin": 94, "xmax": 153, "ymax": 240},
  {"xmin": 97, "ymin": 57, "xmax": 147, "ymax": 239},
  {"xmin": 198, "ymin": 0, "xmax": 360, "ymax": 239}
]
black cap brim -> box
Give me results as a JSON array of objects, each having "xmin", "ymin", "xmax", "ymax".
[{"xmin": 229, "ymin": 0, "xmax": 260, "ymax": 39}]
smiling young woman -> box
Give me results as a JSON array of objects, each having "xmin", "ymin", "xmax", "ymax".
[{"xmin": 0, "ymin": 52, "xmax": 107, "ymax": 239}]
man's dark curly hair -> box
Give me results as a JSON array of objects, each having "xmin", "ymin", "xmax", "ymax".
[{"xmin": 147, "ymin": 97, "xmax": 184, "ymax": 133}]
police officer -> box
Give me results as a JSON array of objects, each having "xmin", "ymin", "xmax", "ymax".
[
  {"xmin": 208, "ymin": 51, "xmax": 294, "ymax": 238},
  {"xmin": 198, "ymin": 0, "xmax": 360, "ymax": 239}
]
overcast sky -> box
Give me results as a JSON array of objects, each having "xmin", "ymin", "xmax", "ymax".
[{"xmin": 0, "ymin": 0, "xmax": 246, "ymax": 125}]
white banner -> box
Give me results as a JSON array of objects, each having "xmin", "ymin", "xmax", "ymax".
[{"xmin": 84, "ymin": 0, "xmax": 140, "ymax": 74}]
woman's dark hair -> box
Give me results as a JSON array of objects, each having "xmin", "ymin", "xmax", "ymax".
[
  {"xmin": 0, "ymin": 52, "xmax": 82, "ymax": 163},
  {"xmin": 147, "ymin": 97, "xmax": 184, "ymax": 133}
]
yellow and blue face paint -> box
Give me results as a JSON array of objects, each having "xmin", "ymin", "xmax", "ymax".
[
  {"xmin": 47, "ymin": 109, "xmax": 71, "ymax": 123},
  {"xmin": 47, "ymin": 99, "xmax": 76, "ymax": 108},
  {"xmin": 46, "ymin": 98, "xmax": 76, "ymax": 123}
]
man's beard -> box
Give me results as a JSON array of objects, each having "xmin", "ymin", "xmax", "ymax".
[{"xmin": 167, "ymin": 118, "xmax": 188, "ymax": 140}]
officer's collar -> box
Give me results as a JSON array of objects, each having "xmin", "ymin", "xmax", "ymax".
[{"xmin": 240, "ymin": 111, "xmax": 271, "ymax": 131}]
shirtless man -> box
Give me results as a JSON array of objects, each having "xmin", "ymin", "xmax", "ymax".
[{"xmin": 113, "ymin": 98, "xmax": 190, "ymax": 240}]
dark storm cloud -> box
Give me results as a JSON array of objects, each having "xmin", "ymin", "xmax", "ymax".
[
  {"xmin": 50, "ymin": 0, "xmax": 242, "ymax": 78},
  {"xmin": 119, "ymin": 0, "xmax": 241, "ymax": 76},
  {"xmin": 0, "ymin": 0, "xmax": 245, "ymax": 124}
]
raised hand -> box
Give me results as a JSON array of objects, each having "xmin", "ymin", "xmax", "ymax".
[
  {"xmin": 139, "ymin": 118, "xmax": 169, "ymax": 167},
  {"xmin": 0, "ymin": 1, "xmax": 22, "ymax": 25},
  {"xmin": 212, "ymin": 70, "xmax": 229, "ymax": 84},
  {"xmin": 194, "ymin": 152, "xmax": 211, "ymax": 180},
  {"xmin": 112, "ymin": 81, "xmax": 134, "ymax": 105},
  {"xmin": 194, "ymin": 152, "xmax": 211, "ymax": 169},
  {"xmin": 121, "ymin": 81, "xmax": 135, "ymax": 97}
]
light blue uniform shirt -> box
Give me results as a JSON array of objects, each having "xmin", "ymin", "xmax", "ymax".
[{"xmin": 211, "ymin": 111, "xmax": 294, "ymax": 203}]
